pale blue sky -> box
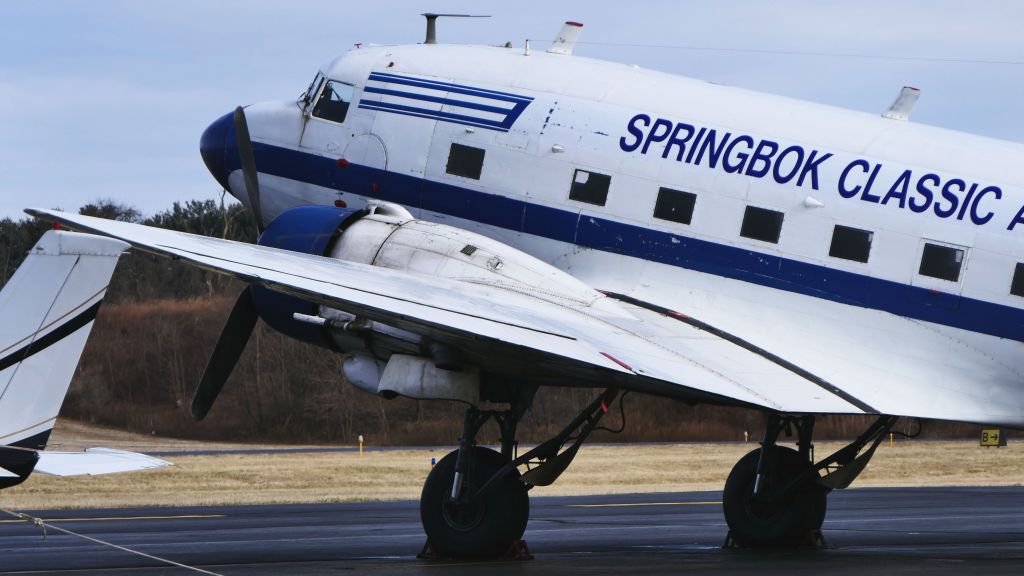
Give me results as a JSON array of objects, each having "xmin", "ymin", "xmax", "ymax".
[{"xmin": 2, "ymin": 1, "xmax": 1022, "ymax": 219}]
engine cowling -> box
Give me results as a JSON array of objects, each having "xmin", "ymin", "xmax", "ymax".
[
  {"xmin": 250, "ymin": 204, "xmax": 364, "ymax": 349},
  {"xmin": 252, "ymin": 202, "xmax": 612, "ymax": 401}
]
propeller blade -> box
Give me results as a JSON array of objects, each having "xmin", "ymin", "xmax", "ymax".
[
  {"xmin": 233, "ymin": 106, "xmax": 264, "ymax": 232},
  {"xmin": 190, "ymin": 288, "xmax": 259, "ymax": 421}
]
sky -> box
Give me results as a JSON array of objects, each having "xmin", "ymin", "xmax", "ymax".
[{"xmin": 2, "ymin": 1, "xmax": 1022, "ymax": 220}]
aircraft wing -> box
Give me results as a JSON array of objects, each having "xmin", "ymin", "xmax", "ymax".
[
  {"xmin": 570, "ymin": 257, "xmax": 1024, "ymax": 428},
  {"xmin": 29, "ymin": 209, "xmax": 873, "ymax": 416},
  {"xmin": 33, "ymin": 448, "xmax": 172, "ymax": 477}
]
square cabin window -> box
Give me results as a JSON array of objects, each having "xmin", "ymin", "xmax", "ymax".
[
  {"xmin": 653, "ymin": 187, "xmax": 697, "ymax": 225},
  {"xmin": 829, "ymin": 225, "xmax": 873, "ymax": 263},
  {"xmin": 918, "ymin": 243, "xmax": 964, "ymax": 282},
  {"xmin": 446, "ymin": 143, "xmax": 485, "ymax": 179},
  {"xmin": 569, "ymin": 169, "xmax": 611, "ymax": 206},
  {"xmin": 1010, "ymin": 263, "xmax": 1024, "ymax": 297},
  {"xmin": 311, "ymin": 80, "xmax": 354, "ymax": 124},
  {"xmin": 740, "ymin": 206, "xmax": 784, "ymax": 244}
]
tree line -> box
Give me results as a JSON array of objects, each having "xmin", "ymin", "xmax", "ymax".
[{"xmin": 0, "ymin": 200, "xmax": 993, "ymax": 445}]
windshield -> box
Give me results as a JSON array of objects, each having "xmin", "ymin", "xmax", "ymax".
[
  {"xmin": 299, "ymin": 71, "xmax": 325, "ymax": 105},
  {"xmin": 311, "ymin": 80, "xmax": 355, "ymax": 124}
]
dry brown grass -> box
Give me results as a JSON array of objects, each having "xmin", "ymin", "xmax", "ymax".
[
  {"xmin": 44, "ymin": 420, "xmax": 318, "ymax": 453},
  {"xmin": 2, "ymin": 434, "xmax": 1022, "ymax": 510}
]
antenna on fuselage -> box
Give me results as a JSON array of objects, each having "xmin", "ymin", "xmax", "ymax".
[
  {"xmin": 422, "ymin": 13, "xmax": 490, "ymax": 44},
  {"xmin": 883, "ymin": 86, "xmax": 922, "ymax": 121}
]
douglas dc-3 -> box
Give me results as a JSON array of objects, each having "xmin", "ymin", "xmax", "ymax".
[{"xmin": 7, "ymin": 18, "xmax": 1024, "ymax": 554}]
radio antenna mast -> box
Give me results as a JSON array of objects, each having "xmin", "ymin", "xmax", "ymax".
[{"xmin": 422, "ymin": 13, "xmax": 490, "ymax": 44}]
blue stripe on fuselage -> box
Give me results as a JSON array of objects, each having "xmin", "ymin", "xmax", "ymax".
[{"xmin": 244, "ymin": 141, "xmax": 1024, "ymax": 343}]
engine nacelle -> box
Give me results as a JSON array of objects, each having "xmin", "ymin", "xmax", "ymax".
[
  {"xmin": 252, "ymin": 202, "xmax": 611, "ymax": 402},
  {"xmin": 250, "ymin": 205, "xmax": 364, "ymax": 349},
  {"xmin": 329, "ymin": 209, "xmax": 604, "ymax": 305}
]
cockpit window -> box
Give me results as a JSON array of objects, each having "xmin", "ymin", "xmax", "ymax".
[
  {"xmin": 311, "ymin": 80, "xmax": 354, "ymax": 124},
  {"xmin": 300, "ymin": 71, "xmax": 325, "ymax": 105}
]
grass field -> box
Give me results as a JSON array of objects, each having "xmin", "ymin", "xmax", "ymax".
[{"xmin": 1, "ymin": 422, "xmax": 1021, "ymax": 510}]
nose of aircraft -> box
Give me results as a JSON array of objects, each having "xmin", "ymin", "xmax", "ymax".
[{"xmin": 199, "ymin": 111, "xmax": 236, "ymax": 194}]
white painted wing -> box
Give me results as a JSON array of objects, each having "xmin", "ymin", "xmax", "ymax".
[
  {"xmin": 34, "ymin": 448, "xmax": 172, "ymax": 477},
  {"xmin": 28, "ymin": 209, "xmax": 866, "ymax": 415},
  {"xmin": 569, "ymin": 254, "xmax": 1024, "ymax": 428}
]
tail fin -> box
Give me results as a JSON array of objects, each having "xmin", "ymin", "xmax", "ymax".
[{"xmin": 0, "ymin": 230, "xmax": 128, "ymax": 488}]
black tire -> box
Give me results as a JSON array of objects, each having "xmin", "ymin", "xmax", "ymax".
[
  {"xmin": 722, "ymin": 446, "xmax": 827, "ymax": 548},
  {"xmin": 420, "ymin": 446, "xmax": 529, "ymax": 557}
]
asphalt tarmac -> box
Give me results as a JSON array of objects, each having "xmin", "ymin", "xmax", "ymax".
[{"xmin": 2, "ymin": 487, "xmax": 1022, "ymax": 575}]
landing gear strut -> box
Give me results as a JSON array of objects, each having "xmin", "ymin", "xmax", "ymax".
[
  {"xmin": 722, "ymin": 413, "xmax": 898, "ymax": 548},
  {"xmin": 419, "ymin": 387, "xmax": 620, "ymax": 557},
  {"xmin": 420, "ymin": 406, "xmax": 530, "ymax": 557}
]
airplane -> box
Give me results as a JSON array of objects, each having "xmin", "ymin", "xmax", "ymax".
[
  {"xmin": 0, "ymin": 230, "xmax": 170, "ymax": 489},
  {"xmin": 23, "ymin": 17, "xmax": 1024, "ymax": 555}
]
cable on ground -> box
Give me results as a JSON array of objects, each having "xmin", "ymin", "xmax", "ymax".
[{"xmin": 1, "ymin": 507, "xmax": 224, "ymax": 576}]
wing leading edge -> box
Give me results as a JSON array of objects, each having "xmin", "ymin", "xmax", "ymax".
[{"xmin": 28, "ymin": 209, "xmax": 871, "ymax": 415}]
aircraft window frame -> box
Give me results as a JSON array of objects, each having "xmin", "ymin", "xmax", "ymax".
[
  {"xmin": 300, "ymin": 71, "xmax": 325, "ymax": 105},
  {"xmin": 828, "ymin": 225, "xmax": 873, "ymax": 263},
  {"xmin": 653, "ymin": 187, "xmax": 697, "ymax": 225},
  {"xmin": 918, "ymin": 242, "xmax": 965, "ymax": 282},
  {"xmin": 1011, "ymin": 263, "xmax": 1024, "ymax": 297},
  {"xmin": 739, "ymin": 205, "xmax": 784, "ymax": 244},
  {"xmin": 568, "ymin": 169, "xmax": 611, "ymax": 206},
  {"xmin": 311, "ymin": 80, "xmax": 355, "ymax": 125},
  {"xmin": 446, "ymin": 143, "xmax": 486, "ymax": 180}
]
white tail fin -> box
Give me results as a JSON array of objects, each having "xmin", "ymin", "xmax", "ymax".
[{"xmin": 0, "ymin": 230, "xmax": 128, "ymax": 486}]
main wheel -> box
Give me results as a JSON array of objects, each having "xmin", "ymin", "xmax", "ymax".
[
  {"xmin": 420, "ymin": 446, "xmax": 529, "ymax": 557},
  {"xmin": 722, "ymin": 446, "xmax": 827, "ymax": 548}
]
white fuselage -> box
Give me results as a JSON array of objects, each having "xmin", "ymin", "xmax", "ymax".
[{"xmin": 214, "ymin": 43, "xmax": 1024, "ymax": 424}]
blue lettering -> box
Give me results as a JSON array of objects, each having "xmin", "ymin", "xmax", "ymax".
[
  {"xmin": 641, "ymin": 118, "xmax": 673, "ymax": 155},
  {"xmin": 970, "ymin": 185, "xmax": 1001, "ymax": 225},
  {"xmin": 910, "ymin": 173, "xmax": 939, "ymax": 213},
  {"xmin": 934, "ymin": 178, "xmax": 964, "ymax": 218},
  {"xmin": 663, "ymin": 122, "xmax": 695, "ymax": 161},
  {"xmin": 694, "ymin": 129, "xmax": 730, "ymax": 169},
  {"xmin": 1007, "ymin": 203, "xmax": 1024, "ymax": 231},
  {"xmin": 745, "ymin": 139, "xmax": 779, "ymax": 178},
  {"xmin": 619, "ymin": 113, "xmax": 650, "ymax": 152},
  {"xmin": 881, "ymin": 169, "xmax": 912, "ymax": 208},
  {"xmin": 722, "ymin": 135, "xmax": 755, "ymax": 174},
  {"xmin": 685, "ymin": 127, "xmax": 706, "ymax": 163},
  {"xmin": 773, "ymin": 146, "xmax": 804, "ymax": 184},
  {"xmin": 956, "ymin": 183, "xmax": 979, "ymax": 221},
  {"xmin": 838, "ymin": 159, "xmax": 870, "ymax": 199},
  {"xmin": 796, "ymin": 150, "xmax": 833, "ymax": 190},
  {"xmin": 860, "ymin": 163, "xmax": 883, "ymax": 203}
]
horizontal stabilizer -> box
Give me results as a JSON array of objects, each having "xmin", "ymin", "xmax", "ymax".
[{"xmin": 34, "ymin": 448, "xmax": 172, "ymax": 477}]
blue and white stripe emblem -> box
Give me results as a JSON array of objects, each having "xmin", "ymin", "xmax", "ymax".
[{"xmin": 358, "ymin": 72, "xmax": 533, "ymax": 132}]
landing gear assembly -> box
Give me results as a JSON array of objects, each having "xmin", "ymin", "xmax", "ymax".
[
  {"xmin": 419, "ymin": 387, "xmax": 621, "ymax": 557},
  {"xmin": 722, "ymin": 413, "xmax": 899, "ymax": 547}
]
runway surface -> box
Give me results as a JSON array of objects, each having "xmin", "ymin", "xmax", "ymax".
[{"xmin": 2, "ymin": 486, "xmax": 1023, "ymax": 575}]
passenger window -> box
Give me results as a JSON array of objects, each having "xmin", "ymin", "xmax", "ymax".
[
  {"xmin": 740, "ymin": 206, "xmax": 784, "ymax": 244},
  {"xmin": 918, "ymin": 243, "xmax": 964, "ymax": 282},
  {"xmin": 569, "ymin": 169, "xmax": 611, "ymax": 206},
  {"xmin": 311, "ymin": 80, "xmax": 354, "ymax": 124},
  {"xmin": 653, "ymin": 187, "xmax": 696, "ymax": 225},
  {"xmin": 446, "ymin": 143, "xmax": 485, "ymax": 179},
  {"xmin": 829, "ymin": 225, "xmax": 872, "ymax": 263},
  {"xmin": 1010, "ymin": 263, "xmax": 1024, "ymax": 297}
]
